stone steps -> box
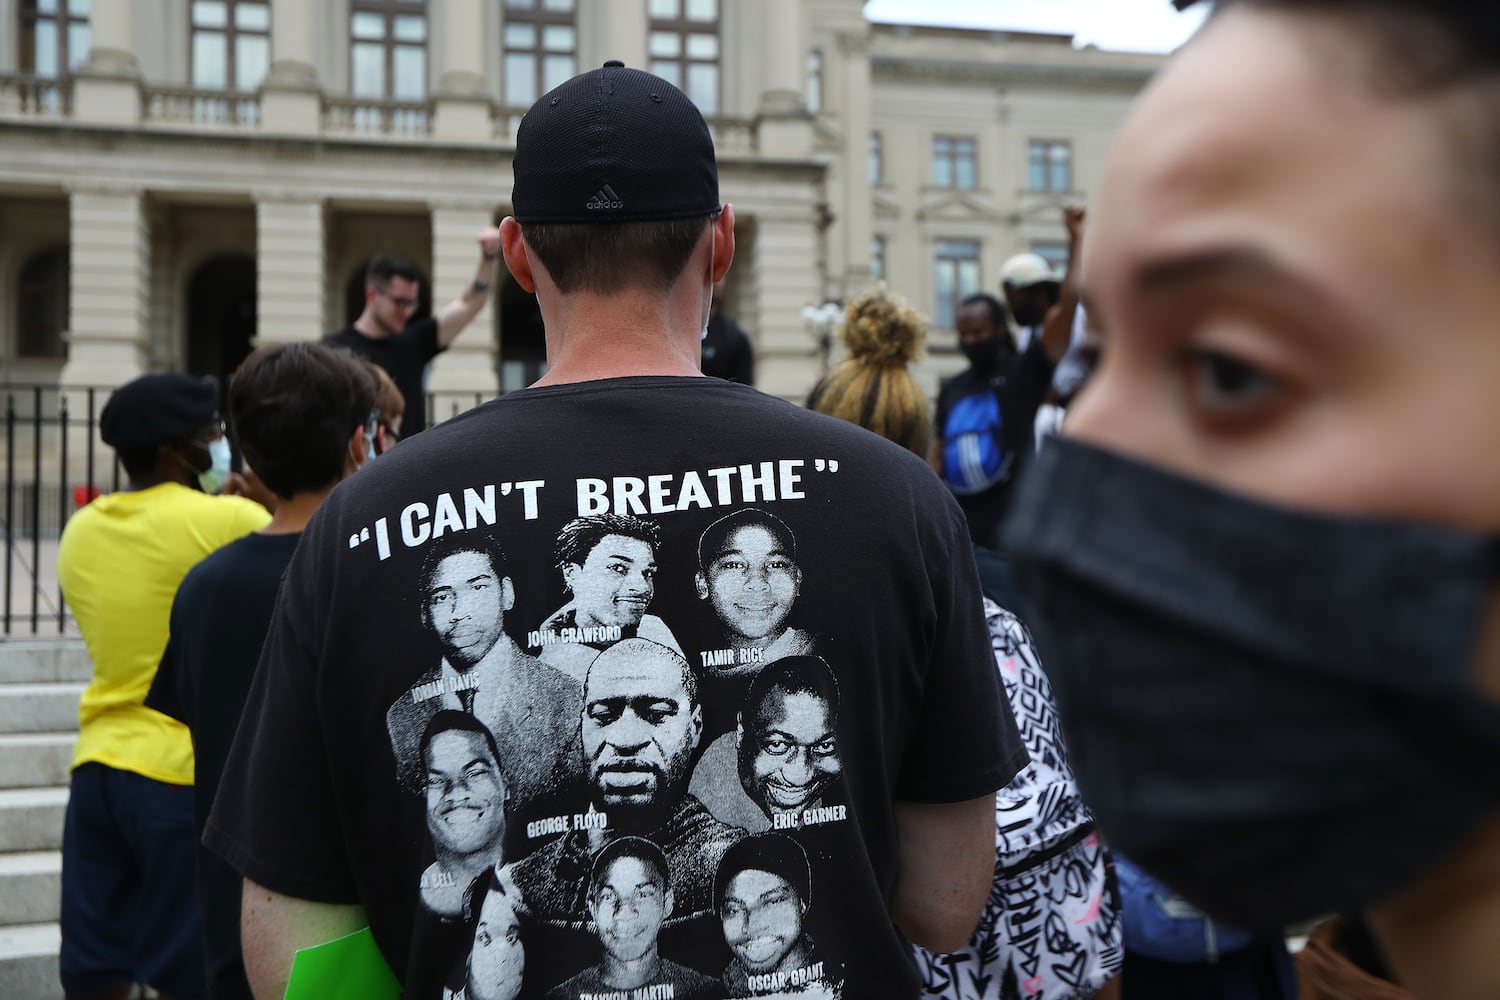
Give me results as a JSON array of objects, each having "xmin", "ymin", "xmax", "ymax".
[
  {"xmin": 0, "ymin": 923, "xmax": 62, "ymax": 1000},
  {"xmin": 0, "ymin": 639, "xmax": 82, "ymax": 998},
  {"xmin": 0, "ymin": 851, "xmax": 61, "ymax": 926},
  {"xmin": 0, "ymin": 734, "xmax": 74, "ymax": 790}
]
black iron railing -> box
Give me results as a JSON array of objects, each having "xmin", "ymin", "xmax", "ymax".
[
  {"xmin": 2, "ymin": 384, "xmax": 122, "ymax": 636},
  {"xmin": 2, "ymin": 381, "xmax": 502, "ymax": 636}
]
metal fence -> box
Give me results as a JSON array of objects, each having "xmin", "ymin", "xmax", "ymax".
[
  {"xmin": 2, "ymin": 383, "xmax": 122, "ymax": 636},
  {"xmin": 1, "ymin": 381, "xmax": 504, "ymax": 636}
]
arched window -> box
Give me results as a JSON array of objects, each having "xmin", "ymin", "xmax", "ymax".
[{"xmin": 16, "ymin": 247, "xmax": 69, "ymax": 359}]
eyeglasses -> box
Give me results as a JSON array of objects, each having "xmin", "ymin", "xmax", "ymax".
[{"xmin": 379, "ymin": 288, "xmax": 419, "ymax": 310}]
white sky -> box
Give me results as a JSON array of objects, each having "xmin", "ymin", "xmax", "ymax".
[{"xmin": 861, "ymin": 0, "xmax": 1210, "ymax": 54}]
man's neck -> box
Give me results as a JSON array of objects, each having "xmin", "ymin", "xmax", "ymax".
[
  {"xmin": 261, "ymin": 487, "xmax": 335, "ymax": 535},
  {"xmin": 353, "ymin": 310, "xmax": 395, "ymax": 341},
  {"xmin": 531, "ymin": 288, "xmax": 708, "ymax": 386}
]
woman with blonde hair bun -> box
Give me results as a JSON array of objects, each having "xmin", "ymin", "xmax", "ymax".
[{"xmin": 804, "ymin": 286, "xmax": 931, "ymax": 458}]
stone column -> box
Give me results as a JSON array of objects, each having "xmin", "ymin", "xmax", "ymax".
[
  {"xmin": 838, "ymin": 31, "xmax": 873, "ymax": 295},
  {"xmin": 255, "ymin": 197, "xmax": 325, "ymax": 346},
  {"xmin": 748, "ymin": 205, "xmax": 825, "ymax": 402},
  {"xmin": 753, "ymin": 0, "xmax": 812, "ymax": 158},
  {"xmin": 581, "ymin": 0, "xmax": 647, "ymax": 72},
  {"xmin": 72, "ymin": 0, "xmax": 140, "ymax": 124},
  {"xmin": 433, "ymin": 0, "xmax": 491, "ymax": 141},
  {"xmin": 61, "ymin": 188, "xmax": 150, "ymax": 385},
  {"xmin": 259, "ymin": 0, "xmax": 321, "ymax": 134},
  {"xmin": 425, "ymin": 204, "xmax": 499, "ymax": 422}
]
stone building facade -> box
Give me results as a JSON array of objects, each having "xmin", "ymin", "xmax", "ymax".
[{"xmin": 0, "ymin": 0, "xmax": 1163, "ymax": 414}]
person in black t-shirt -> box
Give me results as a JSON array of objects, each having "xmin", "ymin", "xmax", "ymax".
[
  {"xmin": 326, "ymin": 237, "xmax": 501, "ymax": 439},
  {"xmin": 211, "ymin": 62, "xmax": 1018, "ymax": 1000},
  {"xmin": 146, "ymin": 342, "xmax": 378, "ymax": 999}
]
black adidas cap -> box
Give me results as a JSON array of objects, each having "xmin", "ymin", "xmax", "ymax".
[{"xmin": 511, "ymin": 61, "xmax": 720, "ymax": 224}]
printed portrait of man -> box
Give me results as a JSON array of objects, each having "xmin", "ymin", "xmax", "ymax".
[
  {"xmin": 419, "ymin": 711, "xmax": 510, "ymax": 918},
  {"xmin": 446, "ymin": 865, "xmax": 526, "ymax": 1000},
  {"xmin": 535, "ymin": 514, "xmax": 685, "ymax": 685},
  {"xmin": 714, "ymin": 834, "xmax": 830, "ymax": 997},
  {"xmin": 511, "ymin": 638, "xmax": 744, "ymax": 926},
  {"xmin": 387, "ymin": 531, "xmax": 583, "ymax": 813},
  {"xmin": 545, "ymin": 836, "xmax": 724, "ymax": 1000},
  {"xmin": 696, "ymin": 509, "xmax": 815, "ymax": 665},
  {"xmin": 690, "ymin": 656, "xmax": 844, "ymax": 832}
]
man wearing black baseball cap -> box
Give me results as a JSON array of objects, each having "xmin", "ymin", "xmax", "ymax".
[
  {"xmin": 214, "ymin": 64, "xmax": 1019, "ymax": 1000},
  {"xmin": 56, "ymin": 373, "xmax": 270, "ymax": 1000}
]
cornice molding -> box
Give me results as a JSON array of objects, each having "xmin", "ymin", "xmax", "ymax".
[{"xmin": 872, "ymin": 55, "xmax": 1158, "ymax": 92}]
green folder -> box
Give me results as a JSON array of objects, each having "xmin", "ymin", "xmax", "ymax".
[{"xmin": 282, "ymin": 926, "xmax": 401, "ymax": 1000}]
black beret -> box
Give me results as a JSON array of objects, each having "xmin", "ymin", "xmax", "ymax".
[{"xmin": 100, "ymin": 373, "xmax": 219, "ymax": 452}]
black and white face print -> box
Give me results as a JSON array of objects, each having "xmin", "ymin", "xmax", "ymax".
[
  {"xmin": 715, "ymin": 834, "xmax": 834, "ymax": 994},
  {"xmin": 532, "ymin": 515, "xmax": 685, "ymax": 686},
  {"xmin": 419, "ymin": 710, "xmax": 509, "ymax": 918},
  {"xmin": 738, "ymin": 657, "xmax": 842, "ymax": 825},
  {"xmin": 581, "ymin": 638, "xmax": 703, "ymax": 831},
  {"xmin": 461, "ymin": 868, "xmax": 526, "ymax": 1000},
  {"xmin": 415, "ymin": 533, "xmax": 517, "ymax": 672},
  {"xmin": 695, "ymin": 510, "xmax": 811, "ymax": 666}
]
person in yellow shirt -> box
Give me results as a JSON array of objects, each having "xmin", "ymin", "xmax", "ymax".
[{"xmin": 56, "ymin": 372, "xmax": 269, "ymax": 1000}]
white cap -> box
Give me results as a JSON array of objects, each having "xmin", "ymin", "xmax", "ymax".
[{"xmin": 1000, "ymin": 252, "xmax": 1058, "ymax": 289}]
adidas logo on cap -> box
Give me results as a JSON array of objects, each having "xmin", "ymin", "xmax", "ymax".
[{"xmin": 586, "ymin": 184, "xmax": 625, "ymax": 211}]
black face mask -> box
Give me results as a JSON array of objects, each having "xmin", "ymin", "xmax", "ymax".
[
  {"xmin": 961, "ymin": 336, "xmax": 1011, "ymax": 373},
  {"xmin": 1004, "ymin": 436, "xmax": 1500, "ymax": 929}
]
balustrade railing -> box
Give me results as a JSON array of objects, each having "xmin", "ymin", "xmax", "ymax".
[
  {"xmin": 323, "ymin": 97, "xmax": 432, "ymax": 138},
  {"xmin": 0, "ymin": 74, "xmax": 72, "ymax": 120},
  {"xmin": 144, "ymin": 86, "xmax": 261, "ymax": 128}
]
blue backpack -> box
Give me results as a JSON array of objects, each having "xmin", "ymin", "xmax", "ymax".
[
  {"xmin": 940, "ymin": 387, "xmax": 1013, "ymax": 495},
  {"xmin": 1114, "ymin": 853, "xmax": 1253, "ymax": 963}
]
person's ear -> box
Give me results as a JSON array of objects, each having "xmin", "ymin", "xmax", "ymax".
[
  {"xmin": 346, "ymin": 425, "xmax": 366, "ymax": 474},
  {"xmin": 501, "ymin": 576, "xmax": 516, "ymax": 613},
  {"xmin": 695, "ymin": 572, "xmax": 710, "ymax": 600},
  {"xmin": 663, "ymin": 888, "xmax": 674, "ymax": 920},
  {"xmin": 710, "ymin": 204, "xmax": 736, "ymax": 285},
  {"xmin": 499, "ymin": 217, "xmax": 536, "ymax": 294},
  {"xmin": 365, "ymin": 283, "xmax": 378, "ymax": 304}
]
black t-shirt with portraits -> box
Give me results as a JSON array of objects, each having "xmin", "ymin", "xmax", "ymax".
[{"xmin": 205, "ymin": 376, "xmax": 1022, "ymax": 1000}]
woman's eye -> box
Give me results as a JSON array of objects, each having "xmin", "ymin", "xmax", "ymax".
[{"xmin": 1185, "ymin": 349, "xmax": 1284, "ymax": 415}]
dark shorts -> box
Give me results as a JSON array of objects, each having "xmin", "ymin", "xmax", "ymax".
[{"xmin": 60, "ymin": 762, "xmax": 207, "ymax": 999}]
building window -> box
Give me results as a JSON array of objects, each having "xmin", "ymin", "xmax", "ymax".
[
  {"xmin": 934, "ymin": 240, "xmax": 980, "ymax": 329},
  {"xmin": 872, "ymin": 236, "xmax": 887, "ymax": 283},
  {"xmin": 649, "ymin": 0, "xmax": 719, "ymax": 115},
  {"xmin": 16, "ymin": 248, "xmax": 70, "ymax": 360},
  {"xmin": 351, "ymin": 0, "xmax": 427, "ymax": 101},
  {"xmin": 501, "ymin": 0, "xmax": 575, "ymax": 107},
  {"xmin": 20, "ymin": 0, "xmax": 91, "ymax": 78},
  {"xmin": 1028, "ymin": 139, "xmax": 1072, "ymax": 192},
  {"xmin": 191, "ymin": 1, "xmax": 270, "ymax": 91},
  {"xmin": 806, "ymin": 49, "xmax": 822, "ymax": 114},
  {"xmin": 932, "ymin": 136, "xmax": 977, "ymax": 189},
  {"xmin": 869, "ymin": 132, "xmax": 882, "ymax": 186}
]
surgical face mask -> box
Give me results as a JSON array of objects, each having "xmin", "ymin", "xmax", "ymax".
[
  {"xmin": 364, "ymin": 434, "xmax": 377, "ymax": 466},
  {"xmin": 192, "ymin": 436, "xmax": 232, "ymax": 494},
  {"xmin": 1004, "ymin": 436, "xmax": 1500, "ymax": 929}
]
